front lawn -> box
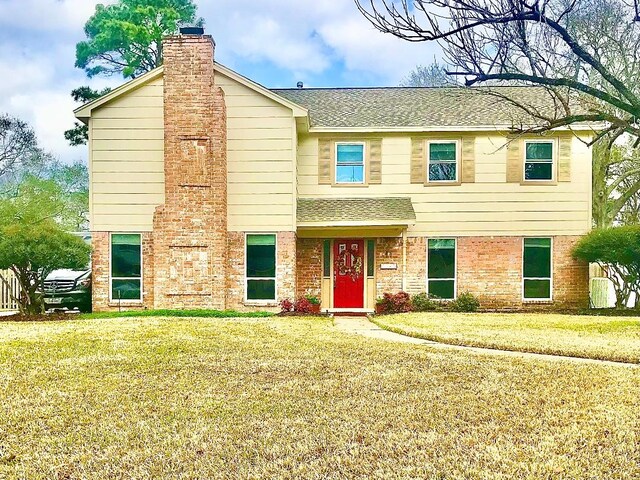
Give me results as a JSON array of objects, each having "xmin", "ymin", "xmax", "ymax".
[
  {"xmin": 374, "ymin": 312, "xmax": 640, "ymax": 363},
  {"xmin": 0, "ymin": 316, "xmax": 638, "ymax": 478}
]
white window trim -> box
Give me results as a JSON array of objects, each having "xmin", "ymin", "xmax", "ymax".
[
  {"xmin": 523, "ymin": 139, "xmax": 556, "ymax": 182},
  {"xmin": 335, "ymin": 141, "xmax": 366, "ymax": 185},
  {"xmin": 426, "ymin": 238, "xmax": 457, "ymax": 300},
  {"xmin": 427, "ymin": 140, "xmax": 460, "ymax": 183},
  {"xmin": 522, "ymin": 237, "xmax": 554, "ymax": 302},
  {"xmin": 109, "ymin": 232, "xmax": 143, "ymax": 303},
  {"xmin": 244, "ymin": 232, "xmax": 278, "ymax": 304}
]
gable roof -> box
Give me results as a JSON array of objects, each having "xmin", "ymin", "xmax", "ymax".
[
  {"xmin": 74, "ymin": 63, "xmax": 307, "ymax": 123},
  {"xmin": 272, "ymin": 86, "xmax": 597, "ymax": 132},
  {"xmin": 74, "ymin": 67, "xmax": 164, "ymax": 122},
  {"xmin": 74, "ymin": 64, "xmax": 597, "ymax": 132}
]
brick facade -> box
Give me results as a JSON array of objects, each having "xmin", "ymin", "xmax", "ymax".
[
  {"xmin": 375, "ymin": 237, "xmax": 404, "ymax": 295},
  {"xmin": 457, "ymin": 237, "xmax": 523, "ymax": 309},
  {"xmin": 91, "ymin": 231, "xmax": 154, "ymax": 312},
  {"xmin": 296, "ymin": 238, "xmax": 323, "ymax": 298},
  {"xmin": 227, "ymin": 231, "xmax": 297, "ymax": 311},
  {"xmin": 88, "ymin": 32, "xmax": 589, "ymax": 314},
  {"xmin": 291, "ymin": 235, "xmax": 588, "ymax": 311}
]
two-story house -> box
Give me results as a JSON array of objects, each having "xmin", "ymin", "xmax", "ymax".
[{"xmin": 74, "ymin": 29, "xmax": 592, "ymax": 313}]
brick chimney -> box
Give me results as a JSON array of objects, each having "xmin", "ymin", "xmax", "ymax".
[{"xmin": 153, "ymin": 29, "xmax": 228, "ymax": 309}]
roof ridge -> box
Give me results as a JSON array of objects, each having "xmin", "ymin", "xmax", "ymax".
[{"xmin": 271, "ymin": 85, "xmax": 546, "ymax": 91}]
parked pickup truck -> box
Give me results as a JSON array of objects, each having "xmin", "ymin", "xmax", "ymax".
[{"xmin": 43, "ymin": 269, "xmax": 92, "ymax": 312}]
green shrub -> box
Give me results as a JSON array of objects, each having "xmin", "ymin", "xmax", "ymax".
[
  {"xmin": 451, "ymin": 292, "xmax": 480, "ymax": 312},
  {"xmin": 572, "ymin": 226, "xmax": 640, "ymax": 308},
  {"xmin": 412, "ymin": 292, "xmax": 437, "ymax": 312},
  {"xmin": 305, "ymin": 295, "xmax": 320, "ymax": 305}
]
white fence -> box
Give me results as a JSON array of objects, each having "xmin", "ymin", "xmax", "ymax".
[{"xmin": 0, "ymin": 269, "xmax": 19, "ymax": 311}]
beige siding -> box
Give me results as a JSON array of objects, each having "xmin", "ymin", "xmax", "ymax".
[
  {"xmin": 297, "ymin": 133, "xmax": 592, "ymax": 236},
  {"xmin": 90, "ymin": 71, "xmax": 297, "ymax": 233},
  {"xmin": 90, "ymin": 77, "xmax": 165, "ymax": 232},
  {"xmin": 216, "ymin": 71, "xmax": 296, "ymax": 232}
]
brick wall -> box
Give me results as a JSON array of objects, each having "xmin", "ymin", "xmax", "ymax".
[
  {"xmin": 296, "ymin": 238, "xmax": 323, "ymax": 298},
  {"xmin": 457, "ymin": 237, "xmax": 523, "ymax": 309},
  {"xmin": 549, "ymin": 236, "xmax": 590, "ymax": 309},
  {"xmin": 375, "ymin": 237, "xmax": 404, "ymax": 295},
  {"xmin": 152, "ymin": 33, "xmax": 228, "ymax": 309},
  {"xmin": 306, "ymin": 234, "xmax": 587, "ymax": 311},
  {"xmin": 227, "ymin": 231, "xmax": 297, "ymax": 311},
  {"xmin": 92, "ymin": 231, "xmax": 154, "ymax": 312},
  {"xmin": 405, "ymin": 236, "xmax": 427, "ymax": 296}
]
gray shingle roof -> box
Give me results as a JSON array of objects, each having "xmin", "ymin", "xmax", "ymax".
[
  {"xmin": 272, "ymin": 86, "xmax": 567, "ymax": 129},
  {"xmin": 297, "ymin": 197, "xmax": 416, "ymax": 225}
]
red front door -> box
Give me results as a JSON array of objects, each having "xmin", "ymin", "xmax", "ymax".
[{"xmin": 334, "ymin": 239, "xmax": 365, "ymax": 308}]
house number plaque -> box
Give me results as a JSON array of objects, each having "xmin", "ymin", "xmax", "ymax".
[{"xmin": 380, "ymin": 263, "xmax": 398, "ymax": 270}]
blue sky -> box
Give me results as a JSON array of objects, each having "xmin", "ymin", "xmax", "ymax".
[{"xmin": 0, "ymin": 0, "xmax": 440, "ymax": 163}]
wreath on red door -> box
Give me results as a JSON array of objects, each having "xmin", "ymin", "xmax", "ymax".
[{"xmin": 336, "ymin": 244, "xmax": 363, "ymax": 281}]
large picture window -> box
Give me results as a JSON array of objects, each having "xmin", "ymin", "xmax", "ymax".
[
  {"xmin": 524, "ymin": 141, "xmax": 554, "ymax": 181},
  {"xmin": 246, "ymin": 234, "xmax": 277, "ymax": 301},
  {"xmin": 336, "ymin": 143, "xmax": 365, "ymax": 184},
  {"xmin": 523, "ymin": 238, "xmax": 552, "ymax": 300},
  {"xmin": 111, "ymin": 233, "xmax": 142, "ymax": 301},
  {"xmin": 428, "ymin": 141, "xmax": 458, "ymax": 182},
  {"xmin": 427, "ymin": 239, "xmax": 456, "ymax": 299}
]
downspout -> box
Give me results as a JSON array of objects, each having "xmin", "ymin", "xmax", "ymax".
[{"xmin": 402, "ymin": 229, "xmax": 407, "ymax": 291}]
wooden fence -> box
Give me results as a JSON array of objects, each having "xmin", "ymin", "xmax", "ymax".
[{"xmin": 0, "ymin": 269, "xmax": 19, "ymax": 311}]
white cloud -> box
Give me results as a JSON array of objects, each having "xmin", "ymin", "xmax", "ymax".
[
  {"xmin": 230, "ymin": 14, "xmax": 330, "ymax": 74},
  {"xmin": 6, "ymin": 88, "xmax": 86, "ymax": 163},
  {"xmin": 0, "ymin": 0, "xmax": 443, "ymax": 163},
  {"xmin": 201, "ymin": 0, "xmax": 441, "ymax": 84},
  {"xmin": 0, "ymin": 0, "xmax": 104, "ymax": 33}
]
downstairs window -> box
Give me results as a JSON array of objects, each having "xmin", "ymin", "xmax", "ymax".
[
  {"xmin": 427, "ymin": 239, "xmax": 456, "ymax": 299},
  {"xmin": 111, "ymin": 233, "xmax": 142, "ymax": 301},
  {"xmin": 246, "ymin": 234, "xmax": 277, "ymax": 301},
  {"xmin": 523, "ymin": 238, "xmax": 552, "ymax": 300}
]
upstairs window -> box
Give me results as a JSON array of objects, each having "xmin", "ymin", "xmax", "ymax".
[
  {"xmin": 428, "ymin": 141, "xmax": 458, "ymax": 182},
  {"xmin": 523, "ymin": 238, "xmax": 552, "ymax": 300},
  {"xmin": 427, "ymin": 239, "xmax": 456, "ymax": 299},
  {"xmin": 524, "ymin": 141, "xmax": 554, "ymax": 181},
  {"xmin": 336, "ymin": 143, "xmax": 365, "ymax": 184},
  {"xmin": 111, "ymin": 233, "xmax": 142, "ymax": 301},
  {"xmin": 246, "ymin": 234, "xmax": 277, "ymax": 302}
]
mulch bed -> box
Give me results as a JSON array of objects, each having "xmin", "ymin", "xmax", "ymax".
[{"xmin": 0, "ymin": 313, "xmax": 81, "ymax": 323}]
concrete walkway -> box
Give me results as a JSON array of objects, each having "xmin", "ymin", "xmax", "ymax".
[{"xmin": 334, "ymin": 316, "xmax": 639, "ymax": 368}]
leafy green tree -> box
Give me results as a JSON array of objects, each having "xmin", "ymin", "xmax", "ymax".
[
  {"xmin": 76, "ymin": 0, "xmax": 203, "ymax": 79},
  {"xmin": 64, "ymin": 86, "xmax": 112, "ymax": 146},
  {"xmin": 67, "ymin": 0, "xmax": 202, "ymax": 146},
  {"xmin": 0, "ymin": 176, "xmax": 91, "ymax": 314},
  {"xmin": 572, "ymin": 226, "xmax": 640, "ymax": 308}
]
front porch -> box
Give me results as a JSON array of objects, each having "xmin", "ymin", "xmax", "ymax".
[
  {"xmin": 296, "ymin": 234, "xmax": 408, "ymax": 313},
  {"xmin": 296, "ymin": 197, "xmax": 417, "ymax": 313}
]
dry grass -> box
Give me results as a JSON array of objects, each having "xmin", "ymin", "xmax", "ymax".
[
  {"xmin": 0, "ymin": 316, "xmax": 638, "ymax": 479},
  {"xmin": 375, "ymin": 312, "xmax": 640, "ymax": 364}
]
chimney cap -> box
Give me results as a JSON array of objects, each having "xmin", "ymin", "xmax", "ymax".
[
  {"xmin": 297, "ymin": 81, "xmax": 304, "ymax": 89},
  {"xmin": 180, "ymin": 26, "xmax": 205, "ymax": 35}
]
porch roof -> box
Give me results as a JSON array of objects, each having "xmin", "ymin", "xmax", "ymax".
[{"xmin": 297, "ymin": 197, "xmax": 416, "ymax": 228}]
